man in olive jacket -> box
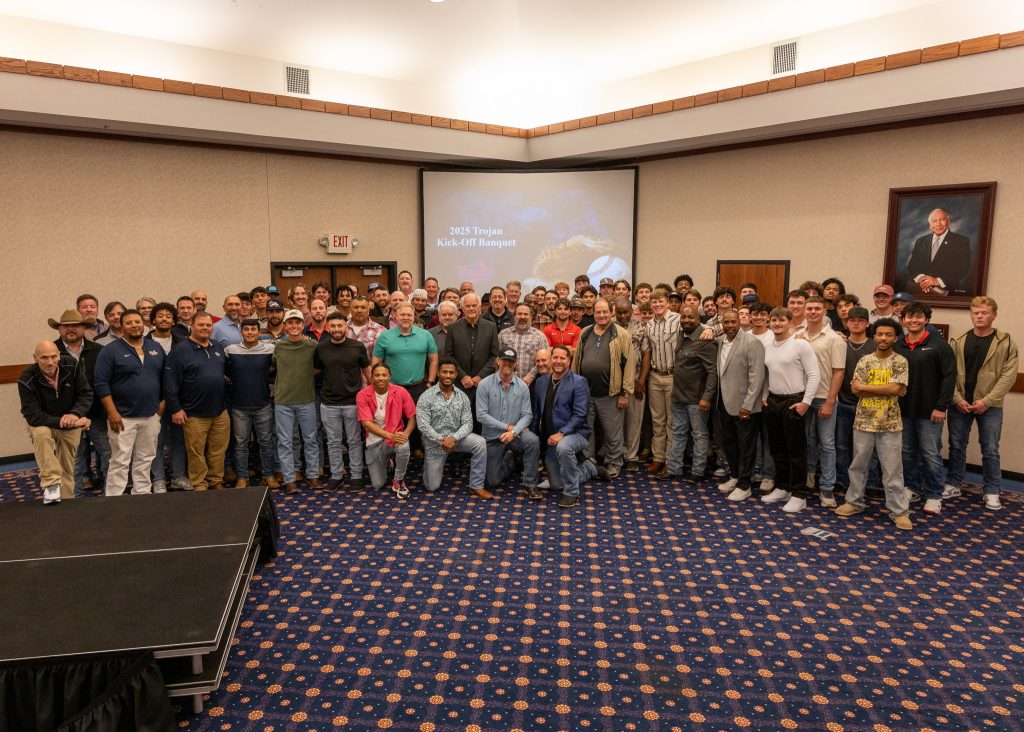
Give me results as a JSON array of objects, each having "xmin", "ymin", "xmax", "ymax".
[{"xmin": 571, "ymin": 298, "xmax": 635, "ymax": 478}]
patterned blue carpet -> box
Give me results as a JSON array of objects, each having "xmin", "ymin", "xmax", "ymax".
[{"xmin": 4, "ymin": 462, "xmax": 1024, "ymax": 730}]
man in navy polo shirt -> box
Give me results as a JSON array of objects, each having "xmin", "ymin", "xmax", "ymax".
[
  {"xmin": 94, "ymin": 309, "xmax": 165, "ymax": 496},
  {"xmin": 165, "ymin": 312, "xmax": 230, "ymax": 491}
]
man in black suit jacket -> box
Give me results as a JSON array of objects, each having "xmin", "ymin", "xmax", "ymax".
[
  {"xmin": 903, "ymin": 208, "xmax": 971, "ymax": 296},
  {"xmin": 443, "ymin": 293, "xmax": 499, "ymax": 423}
]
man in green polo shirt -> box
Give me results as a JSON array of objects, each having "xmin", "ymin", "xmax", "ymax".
[{"xmin": 372, "ymin": 302, "xmax": 438, "ymax": 457}]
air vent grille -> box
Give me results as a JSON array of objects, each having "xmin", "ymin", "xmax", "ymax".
[
  {"xmin": 772, "ymin": 41, "xmax": 798, "ymax": 75},
  {"xmin": 284, "ymin": 65, "xmax": 309, "ymax": 95}
]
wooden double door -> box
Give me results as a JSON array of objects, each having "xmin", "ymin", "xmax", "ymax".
[
  {"xmin": 270, "ymin": 262, "xmax": 396, "ymax": 304},
  {"xmin": 717, "ymin": 260, "xmax": 789, "ymax": 308}
]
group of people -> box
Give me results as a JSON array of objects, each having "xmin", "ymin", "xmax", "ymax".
[{"xmin": 19, "ymin": 271, "xmax": 1016, "ymax": 527}]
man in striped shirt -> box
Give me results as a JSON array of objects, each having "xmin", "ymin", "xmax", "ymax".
[
  {"xmin": 499, "ymin": 304, "xmax": 549, "ymax": 387},
  {"xmin": 645, "ymin": 288, "xmax": 680, "ymax": 474}
]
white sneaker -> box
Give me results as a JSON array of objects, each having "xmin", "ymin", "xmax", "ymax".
[
  {"xmin": 782, "ymin": 496, "xmax": 807, "ymax": 513},
  {"xmin": 43, "ymin": 484, "xmax": 61, "ymax": 505},
  {"xmin": 923, "ymin": 498, "xmax": 942, "ymax": 514},
  {"xmin": 727, "ymin": 487, "xmax": 751, "ymax": 502},
  {"xmin": 718, "ymin": 477, "xmax": 739, "ymax": 494},
  {"xmin": 985, "ymin": 494, "xmax": 1002, "ymax": 511},
  {"xmin": 172, "ymin": 477, "xmax": 194, "ymax": 491},
  {"xmin": 819, "ymin": 491, "xmax": 837, "ymax": 509},
  {"xmin": 761, "ymin": 488, "xmax": 791, "ymax": 504},
  {"xmin": 151, "ymin": 479, "xmax": 167, "ymax": 494},
  {"xmin": 538, "ymin": 479, "xmax": 550, "ymax": 489},
  {"xmin": 942, "ymin": 484, "xmax": 962, "ymax": 499},
  {"xmin": 759, "ymin": 479, "xmax": 775, "ymax": 493},
  {"xmin": 713, "ymin": 467, "xmax": 729, "ymax": 479}
]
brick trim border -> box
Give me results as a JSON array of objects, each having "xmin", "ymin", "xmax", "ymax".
[{"xmin": 1, "ymin": 30, "xmax": 1021, "ymax": 141}]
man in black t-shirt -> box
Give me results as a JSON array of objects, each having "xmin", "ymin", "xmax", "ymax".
[{"xmin": 315, "ymin": 312, "xmax": 372, "ymax": 490}]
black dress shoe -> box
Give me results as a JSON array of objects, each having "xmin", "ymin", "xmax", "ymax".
[
  {"xmin": 558, "ymin": 493, "xmax": 578, "ymax": 508},
  {"xmin": 657, "ymin": 471, "xmax": 685, "ymax": 482},
  {"xmin": 594, "ymin": 465, "xmax": 610, "ymax": 482}
]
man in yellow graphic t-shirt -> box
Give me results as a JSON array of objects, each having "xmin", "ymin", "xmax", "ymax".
[{"xmin": 836, "ymin": 318, "xmax": 912, "ymax": 530}]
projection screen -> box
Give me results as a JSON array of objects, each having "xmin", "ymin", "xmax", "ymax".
[{"xmin": 421, "ymin": 169, "xmax": 637, "ymax": 293}]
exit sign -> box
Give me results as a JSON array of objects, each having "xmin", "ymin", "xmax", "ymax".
[{"xmin": 326, "ymin": 234, "xmax": 350, "ymax": 254}]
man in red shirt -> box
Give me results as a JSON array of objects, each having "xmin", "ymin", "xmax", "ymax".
[{"xmin": 543, "ymin": 299, "xmax": 581, "ymax": 357}]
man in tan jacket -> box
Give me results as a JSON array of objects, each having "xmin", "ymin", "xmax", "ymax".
[
  {"xmin": 946, "ymin": 296, "xmax": 1018, "ymax": 511},
  {"xmin": 572, "ymin": 298, "xmax": 636, "ymax": 479}
]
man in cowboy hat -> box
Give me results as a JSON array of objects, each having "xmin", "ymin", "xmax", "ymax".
[
  {"xmin": 51, "ymin": 309, "xmax": 109, "ymax": 496},
  {"xmin": 19, "ymin": 340, "xmax": 93, "ymax": 504}
]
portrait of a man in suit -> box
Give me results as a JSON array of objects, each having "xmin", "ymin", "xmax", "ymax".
[{"xmin": 903, "ymin": 208, "xmax": 972, "ymax": 296}]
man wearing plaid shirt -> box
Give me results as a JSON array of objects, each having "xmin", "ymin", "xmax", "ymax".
[
  {"xmin": 646, "ymin": 288, "xmax": 680, "ymax": 474},
  {"xmin": 346, "ymin": 295, "xmax": 386, "ymax": 360},
  {"xmin": 500, "ymin": 303, "xmax": 549, "ymax": 386}
]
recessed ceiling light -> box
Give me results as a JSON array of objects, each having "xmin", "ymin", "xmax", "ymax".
[{"xmin": 430, "ymin": 0, "xmax": 446, "ymax": 3}]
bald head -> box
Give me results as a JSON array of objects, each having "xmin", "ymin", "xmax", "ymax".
[{"xmin": 34, "ymin": 341, "xmax": 60, "ymax": 376}]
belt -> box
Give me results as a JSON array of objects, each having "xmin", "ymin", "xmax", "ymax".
[{"xmin": 651, "ymin": 368, "xmax": 673, "ymax": 376}]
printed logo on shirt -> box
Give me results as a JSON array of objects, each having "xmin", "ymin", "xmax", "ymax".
[{"xmin": 148, "ymin": 350, "xmax": 159, "ymax": 357}]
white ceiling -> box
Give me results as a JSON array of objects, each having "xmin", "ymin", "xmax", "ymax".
[{"xmin": 2, "ymin": 0, "xmax": 935, "ymax": 95}]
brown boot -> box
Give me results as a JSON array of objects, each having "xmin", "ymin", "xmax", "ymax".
[
  {"xmin": 285, "ymin": 482, "xmax": 299, "ymax": 495},
  {"xmin": 307, "ymin": 477, "xmax": 323, "ymax": 490},
  {"xmin": 470, "ymin": 487, "xmax": 496, "ymax": 500},
  {"xmin": 235, "ymin": 479, "xmax": 249, "ymax": 489},
  {"xmin": 264, "ymin": 475, "xmax": 280, "ymax": 489},
  {"xmin": 646, "ymin": 461, "xmax": 665, "ymax": 472},
  {"xmin": 224, "ymin": 467, "xmax": 238, "ymax": 482}
]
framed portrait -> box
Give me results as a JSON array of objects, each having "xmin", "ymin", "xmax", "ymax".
[{"xmin": 883, "ymin": 182, "xmax": 996, "ymax": 309}]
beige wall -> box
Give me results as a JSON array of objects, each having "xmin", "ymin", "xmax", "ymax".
[
  {"xmin": 0, "ymin": 129, "xmax": 420, "ymax": 457},
  {"xmin": 637, "ymin": 112, "xmax": 1024, "ymax": 471},
  {"xmin": 3, "ymin": 114, "xmax": 1022, "ymax": 470}
]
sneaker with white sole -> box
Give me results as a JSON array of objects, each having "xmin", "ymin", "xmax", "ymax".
[
  {"xmin": 782, "ymin": 496, "xmax": 807, "ymax": 513},
  {"xmin": 759, "ymin": 479, "xmax": 775, "ymax": 493},
  {"xmin": 907, "ymin": 490, "xmax": 922, "ymax": 503},
  {"xmin": 984, "ymin": 494, "xmax": 1002, "ymax": 511},
  {"xmin": 392, "ymin": 480, "xmax": 410, "ymax": 499},
  {"xmin": 42, "ymin": 484, "xmax": 61, "ymax": 505},
  {"xmin": 761, "ymin": 488, "xmax": 791, "ymax": 504},
  {"xmin": 726, "ymin": 487, "xmax": 751, "ymax": 502},
  {"xmin": 151, "ymin": 479, "xmax": 167, "ymax": 494},
  {"xmin": 942, "ymin": 484, "xmax": 962, "ymax": 499},
  {"xmin": 819, "ymin": 490, "xmax": 837, "ymax": 509},
  {"xmin": 923, "ymin": 498, "xmax": 942, "ymax": 514},
  {"xmin": 718, "ymin": 477, "xmax": 739, "ymax": 494},
  {"xmin": 538, "ymin": 479, "xmax": 550, "ymax": 490}
]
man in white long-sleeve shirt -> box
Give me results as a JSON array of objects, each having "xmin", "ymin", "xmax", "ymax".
[{"xmin": 761, "ymin": 306, "xmax": 820, "ymax": 513}]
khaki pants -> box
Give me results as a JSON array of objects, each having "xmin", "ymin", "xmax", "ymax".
[
  {"xmin": 28, "ymin": 425, "xmax": 81, "ymax": 499},
  {"xmin": 624, "ymin": 391, "xmax": 646, "ymax": 461},
  {"xmin": 647, "ymin": 371, "xmax": 674, "ymax": 463},
  {"xmin": 183, "ymin": 410, "xmax": 231, "ymax": 490}
]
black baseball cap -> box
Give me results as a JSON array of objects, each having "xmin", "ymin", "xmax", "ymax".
[
  {"xmin": 847, "ymin": 306, "xmax": 870, "ymax": 321},
  {"xmin": 498, "ymin": 347, "xmax": 518, "ymax": 361},
  {"xmin": 266, "ymin": 299, "xmax": 284, "ymax": 311}
]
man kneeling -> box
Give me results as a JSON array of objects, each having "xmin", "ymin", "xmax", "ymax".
[
  {"xmin": 478, "ymin": 348, "xmax": 540, "ymax": 500},
  {"xmin": 417, "ymin": 358, "xmax": 487, "ymax": 495},
  {"xmin": 532, "ymin": 346, "xmax": 608, "ymax": 508}
]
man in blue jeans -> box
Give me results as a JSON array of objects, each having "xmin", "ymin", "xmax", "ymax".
[
  {"xmin": 225, "ymin": 320, "xmax": 279, "ymax": 489},
  {"xmin": 664, "ymin": 306, "xmax": 717, "ymax": 482},
  {"xmin": 273, "ymin": 309, "xmax": 322, "ymax": 494},
  {"xmin": 894, "ymin": 302, "xmax": 955, "ymax": 514},
  {"xmin": 532, "ymin": 346, "xmax": 607, "ymax": 508},
  {"xmin": 801, "ymin": 296, "xmax": 846, "ymax": 508},
  {"xmin": 946, "ymin": 296, "xmax": 1018, "ymax": 511},
  {"xmin": 835, "ymin": 307, "xmax": 873, "ymax": 493},
  {"xmin": 315, "ymin": 312, "xmax": 371, "ymax": 490},
  {"xmin": 419, "ymin": 358, "xmax": 488, "ymax": 495}
]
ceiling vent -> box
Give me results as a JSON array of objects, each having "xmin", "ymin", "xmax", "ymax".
[
  {"xmin": 284, "ymin": 64, "xmax": 310, "ymax": 95},
  {"xmin": 772, "ymin": 40, "xmax": 798, "ymax": 75}
]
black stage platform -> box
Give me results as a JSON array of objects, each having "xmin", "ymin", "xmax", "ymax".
[{"xmin": 0, "ymin": 488, "xmax": 272, "ymax": 728}]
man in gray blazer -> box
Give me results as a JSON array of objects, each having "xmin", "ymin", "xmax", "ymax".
[
  {"xmin": 443, "ymin": 293, "xmax": 500, "ymax": 425},
  {"xmin": 716, "ymin": 309, "xmax": 767, "ymax": 501}
]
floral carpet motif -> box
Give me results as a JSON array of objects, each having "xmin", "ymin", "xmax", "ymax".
[{"xmin": 4, "ymin": 464, "xmax": 1023, "ymax": 730}]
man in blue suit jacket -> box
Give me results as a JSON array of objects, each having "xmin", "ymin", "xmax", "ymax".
[{"xmin": 532, "ymin": 345, "xmax": 608, "ymax": 508}]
